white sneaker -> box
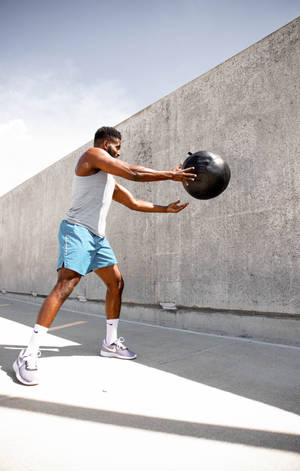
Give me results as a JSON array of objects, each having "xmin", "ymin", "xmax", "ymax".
[
  {"xmin": 100, "ymin": 337, "xmax": 137, "ymax": 360},
  {"xmin": 13, "ymin": 349, "xmax": 41, "ymax": 385}
]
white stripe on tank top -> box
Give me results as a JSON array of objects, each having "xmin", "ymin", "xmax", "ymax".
[{"xmin": 65, "ymin": 171, "xmax": 115, "ymax": 237}]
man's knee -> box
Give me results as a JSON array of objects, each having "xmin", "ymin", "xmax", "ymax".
[
  {"xmin": 55, "ymin": 273, "xmax": 81, "ymax": 300},
  {"xmin": 108, "ymin": 275, "xmax": 124, "ymax": 295}
]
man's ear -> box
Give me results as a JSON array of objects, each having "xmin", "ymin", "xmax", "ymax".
[{"xmin": 103, "ymin": 140, "xmax": 109, "ymax": 150}]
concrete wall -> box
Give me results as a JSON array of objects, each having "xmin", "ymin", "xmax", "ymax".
[{"xmin": 1, "ymin": 17, "xmax": 300, "ymax": 318}]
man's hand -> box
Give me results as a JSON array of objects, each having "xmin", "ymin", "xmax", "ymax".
[
  {"xmin": 166, "ymin": 200, "xmax": 189, "ymax": 213},
  {"xmin": 171, "ymin": 162, "xmax": 196, "ymax": 183}
]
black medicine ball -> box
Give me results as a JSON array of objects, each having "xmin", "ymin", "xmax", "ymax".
[{"xmin": 182, "ymin": 150, "xmax": 231, "ymax": 200}]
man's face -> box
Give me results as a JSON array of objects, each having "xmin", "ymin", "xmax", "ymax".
[{"xmin": 106, "ymin": 138, "xmax": 121, "ymax": 158}]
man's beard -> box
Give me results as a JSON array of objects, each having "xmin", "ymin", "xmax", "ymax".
[{"xmin": 107, "ymin": 145, "xmax": 117, "ymax": 157}]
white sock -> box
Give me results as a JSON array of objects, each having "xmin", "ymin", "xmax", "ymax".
[
  {"xmin": 105, "ymin": 319, "xmax": 119, "ymax": 345},
  {"xmin": 24, "ymin": 324, "xmax": 48, "ymax": 355}
]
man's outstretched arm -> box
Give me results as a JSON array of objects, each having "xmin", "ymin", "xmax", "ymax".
[
  {"xmin": 86, "ymin": 148, "xmax": 196, "ymax": 183},
  {"xmin": 113, "ymin": 182, "xmax": 189, "ymax": 213}
]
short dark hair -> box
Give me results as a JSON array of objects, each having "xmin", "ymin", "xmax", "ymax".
[{"xmin": 94, "ymin": 126, "xmax": 121, "ymax": 144}]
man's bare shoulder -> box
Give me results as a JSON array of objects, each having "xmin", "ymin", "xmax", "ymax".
[
  {"xmin": 81, "ymin": 147, "xmax": 111, "ymax": 166},
  {"xmin": 84, "ymin": 147, "xmax": 108, "ymax": 159},
  {"xmin": 76, "ymin": 148, "xmax": 111, "ymax": 175},
  {"xmin": 77, "ymin": 147, "xmax": 134, "ymax": 179}
]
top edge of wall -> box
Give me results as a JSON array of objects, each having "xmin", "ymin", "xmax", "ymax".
[{"xmin": 116, "ymin": 15, "xmax": 300, "ymax": 126}]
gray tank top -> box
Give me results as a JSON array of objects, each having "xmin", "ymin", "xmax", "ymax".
[{"xmin": 65, "ymin": 171, "xmax": 115, "ymax": 237}]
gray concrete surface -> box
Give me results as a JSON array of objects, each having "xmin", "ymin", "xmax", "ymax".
[
  {"xmin": 1, "ymin": 17, "xmax": 300, "ymax": 337},
  {"xmin": 0, "ymin": 296, "xmax": 300, "ymax": 470},
  {"xmin": 4, "ymin": 292, "xmax": 300, "ymax": 348}
]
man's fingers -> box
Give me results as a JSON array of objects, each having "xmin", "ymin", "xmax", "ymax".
[
  {"xmin": 180, "ymin": 172, "xmax": 196, "ymax": 182},
  {"xmin": 184, "ymin": 175, "xmax": 196, "ymax": 181},
  {"xmin": 174, "ymin": 203, "xmax": 189, "ymax": 212},
  {"xmin": 183, "ymin": 166, "xmax": 195, "ymax": 173},
  {"xmin": 171, "ymin": 165, "xmax": 196, "ymax": 182},
  {"xmin": 169, "ymin": 200, "xmax": 181, "ymax": 208},
  {"xmin": 182, "ymin": 167, "xmax": 196, "ymax": 180},
  {"xmin": 168, "ymin": 201, "xmax": 189, "ymax": 212}
]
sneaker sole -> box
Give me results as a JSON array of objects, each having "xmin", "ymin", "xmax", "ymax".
[
  {"xmin": 100, "ymin": 350, "xmax": 137, "ymax": 360},
  {"xmin": 13, "ymin": 360, "xmax": 39, "ymax": 386}
]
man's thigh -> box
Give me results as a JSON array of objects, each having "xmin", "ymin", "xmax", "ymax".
[
  {"xmin": 56, "ymin": 220, "xmax": 94, "ymax": 276},
  {"xmin": 90, "ymin": 237, "xmax": 118, "ymax": 272}
]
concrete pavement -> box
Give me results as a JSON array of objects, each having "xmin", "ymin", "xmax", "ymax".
[{"xmin": 0, "ymin": 293, "xmax": 299, "ymax": 470}]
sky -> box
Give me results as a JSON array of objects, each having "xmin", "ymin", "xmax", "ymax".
[{"xmin": 0, "ymin": 0, "xmax": 299, "ymax": 197}]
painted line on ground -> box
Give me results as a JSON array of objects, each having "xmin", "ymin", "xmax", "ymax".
[
  {"xmin": 4, "ymin": 346, "xmax": 60, "ymax": 352},
  {"xmin": 49, "ymin": 320, "xmax": 87, "ymax": 331}
]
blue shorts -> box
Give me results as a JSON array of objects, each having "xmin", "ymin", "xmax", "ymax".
[{"xmin": 56, "ymin": 220, "xmax": 118, "ymax": 276}]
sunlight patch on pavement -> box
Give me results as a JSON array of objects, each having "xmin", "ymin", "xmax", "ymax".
[
  {"xmin": 0, "ymin": 316, "xmax": 81, "ymax": 347},
  {"xmin": 1, "ymin": 351, "xmax": 299, "ymax": 439}
]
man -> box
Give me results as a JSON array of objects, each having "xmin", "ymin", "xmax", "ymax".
[{"xmin": 13, "ymin": 126, "xmax": 196, "ymax": 385}]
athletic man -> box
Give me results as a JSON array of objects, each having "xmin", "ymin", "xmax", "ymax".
[{"xmin": 13, "ymin": 126, "xmax": 196, "ymax": 385}]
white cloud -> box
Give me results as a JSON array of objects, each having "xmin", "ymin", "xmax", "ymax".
[
  {"xmin": 0, "ymin": 73, "xmax": 137, "ymax": 197},
  {"xmin": 0, "ymin": 119, "xmax": 31, "ymax": 141},
  {"xmin": 0, "ymin": 119, "xmax": 36, "ymax": 195}
]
